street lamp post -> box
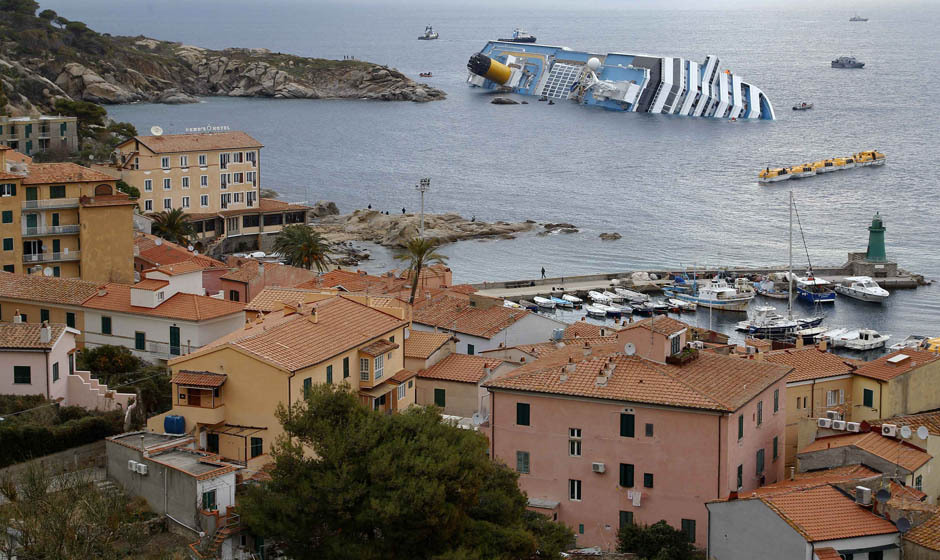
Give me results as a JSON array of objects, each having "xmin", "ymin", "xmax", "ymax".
[{"xmin": 415, "ymin": 178, "xmax": 430, "ymax": 237}]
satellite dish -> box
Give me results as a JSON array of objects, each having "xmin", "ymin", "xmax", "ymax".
[
  {"xmin": 193, "ymin": 250, "xmax": 199, "ymax": 255},
  {"xmin": 587, "ymin": 57, "xmax": 601, "ymax": 71},
  {"xmin": 897, "ymin": 517, "xmax": 912, "ymax": 533},
  {"xmin": 150, "ymin": 126, "xmax": 164, "ymax": 136},
  {"xmin": 623, "ymin": 343, "xmax": 636, "ymax": 356},
  {"xmin": 88, "ymin": 153, "xmax": 94, "ymax": 160},
  {"xmin": 42, "ymin": 267, "xmax": 53, "ymax": 277},
  {"xmin": 154, "ymin": 238, "xmax": 163, "ymax": 246},
  {"xmin": 917, "ymin": 426, "xmax": 929, "ymax": 440},
  {"xmin": 471, "ymin": 413, "xmax": 483, "ymax": 426},
  {"xmin": 900, "ymin": 425, "xmax": 913, "ymax": 439},
  {"xmin": 875, "ymin": 488, "xmax": 891, "ymax": 502},
  {"xmin": 187, "ymin": 245, "xmax": 194, "ymax": 251}
]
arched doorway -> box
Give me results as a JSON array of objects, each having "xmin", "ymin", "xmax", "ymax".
[{"xmin": 94, "ymin": 184, "xmax": 113, "ymax": 196}]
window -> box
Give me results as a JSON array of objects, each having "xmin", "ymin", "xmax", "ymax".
[
  {"xmin": 517, "ymin": 403, "xmax": 530, "ymax": 426},
  {"xmin": 773, "ymin": 436, "xmax": 779, "ymax": 460},
  {"xmin": 326, "ymin": 365, "xmax": 333, "ymax": 384},
  {"xmin": 796, "ymin": 396, "xmax": 801, "ymax": 409},
  {"xmin": 201, "ymin": 489, "xmax": 217, "ymax": 511},
  {"xmin": 619, "ymin": 511, "xmax": 634, "ymax": 529},
  {"xmin": 163, "ymin": 178, "xmax": 171, "ymax": 190},
  {"xmin": 250, "ymin": 437, "xmax": 263, "ymax": 458},
  {"xmin": 246, "ymin": 151, "xmax": 256, "ymax": 167},
  {"xmin": 516, "ymin": 451, "xmax": 530, "ymax": 474},
  {"xmin": 161, "ymin": 156, "xmax": 170, "ymax": 169},
  {"xmin": 247, "ymin": 171, "xmax": 257, "ymax": 186},
  {"xmin": 220, "ymin": 173, "xmax": 230, "ymax": 189},
  {"xmin": 1, "ymin": 210, "xmax": 11, "ymax": 223},
  {"xmin": 68, "ymin": 353, "xmax": 74, "ymax": 374},
  {"xmin": 916, "ymin": 475, "xmax": 924, "ymax": 491},
  {"xmin": 643, "ymin": 473, "xmax": 654, "ymax": 488},
  {"xmin": 773, "ymin": 389, "xmax": 779, "ymax": 413},
  {"xmin": 569, "ymin": 479, "xmax": 581, "ymax": 501},
  {"xmin": 182, "ymin": 177, "xmax": 190, "ymax": 189},
  {"xmin": 182, "ymin": 196, "xmax": 190, "ymax": 209},
  {"xmin": 681, "ymin": 519, "xmax": 696, "ymax": 543},
  {"xmin": 863, "ymin": 388, "xmax": 874, "ymax": 408},
  {"xmin": 135, "ymin": 332, "xmax": 145, "ymax": 350},
  {"xmin": 144, "ymin": 200, "xmax": 153, "ymax": 211},
  {"xmin": 303, "ymin": 377, "xmax": 311, "ymax": 397},
  {"xmin": 434, "ymin": 388, "xmax": 445, "ymax": 407},
  {"xmin": 200, "ymin": 195, "xmax": 208, "ymax": 207},
  {"xmin": 66, "ymin": 312, "xmax": 75, "ymax": 328},
  {"xmin": 619, "ymin": 463, "xmax": 634, "ymax": 488},
  {"xmin": 13, "ymin": 366, "xmax": 30, "ymax": 384},
  {"xmin": 198, "ymin": 154, "xmax": 207, "ymax": 166},
  {"xmin": 360, "ymin": 357, "xmax": 369, "ymax": 380},
  {"xmin": 49, "ymin": 185, "xmax": 65, "ymax": 199},
  {"xmin": 144, "ymin": 179, "xmax": 152, "ymax": 191},
  {"xmin": 52, "ymin": 362, "xmax": 59, "ymax": 382},
  {"xmin": 645, "ymin": 423, "xmax": 654, "ymax": 437},
  {"xmin": 374, "ymin": 355, "xmax": 383, "ymax": 379},
  {"xmin": 869, "ymin": 552, "xmax": 883, "ymax": 560},
  {"xmin": 736, "ymin": 464, "xmax": 743, "ymax": 489},
  {"xmin": 569, "ymin": 428, "xmax": 582, "ymax": 457},
  {"xmin": 802, "ymin": 396, "xmax": 808, "ymax": 409},
  {"xmin": 40, "ymin": 308, "xmax": 49, "ymax": 323},
  {"xmin": 232, "ymin": 192, "xmax": 243, "ymax": 204},
  {"xmin": 757, "ymin": 401, "xmax": 763, "ymax": 426},
  {"xmin": 397, "ymin": 382, "xmax": 406, "ymax": 401},
  {"xmin": 180, "ymin": 155, "xmax": 188, "ymax": 167},
  {"xmin": 756, "ymin": 448, "xmax": 765, "ymax": 475},
  {"xmin": 826, "ymin": 389, "xmax": 845, "ymax": 407},
  {"xmin": 101, "ymin": 316, "xmax": 111, "ymax": 335},
  {"xmin": 243, "ymin": 214, "xmax": 260, "ymax": 228},
  {"xmin": 232, "ymin": 152, "xmax": 243, "ymax": 163},
  {"xmin": 220, "ymin": 193, "xmax": 231, "ymax": 208},
  {"xmin": 3, "ymin": 238, "xmax": 13, "ymax": 251},
  {"xmin": 467, "ymin": 343, "xmax": 475, "ymax": 355},
  {"xmin": 51, "ymin": 213, "xmax": 59, "ymax": 226},
  {"xmin": 200, "ymin": 175, "xmax": 208, "ymax": 187},
  {"xmin": 227, "ymin": 290, "xmax": 239, "ymax": 302},
  {"xmin": 233, "ymin": 172, "xmax": 243, "ymax": 184},
  {"xmin": 2, "ymin": 265, "xmax": 13, "ymax": 272},
  {"xmin": 343, "ymin": 357, "xmax": 349, "ymax": 378},
  {"xmin": 157, "ymin": 291, "xmax": 165, "ymax": 302},
  {"xmin": 620, "ymin": 413, "xmax": 635, "ymax": 437},
  {"xmin": 163, "ymin": 198, "xmax": 172, "ymax": 210},
  {"xmin": 670, "ymin": 335, "xmax": 680, "ymax": 355},
  {"xmin": 578, "ymin": 524, "xmax": 584, "ymax": 534},
  {"xmin": 0, "ymin": 183, "xmax": 15, "ymax": 196}
]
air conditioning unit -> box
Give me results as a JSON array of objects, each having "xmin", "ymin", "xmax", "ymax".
[
  {"xmin": 846, "ymin": 422, "xmax": 861, "ymax": 433},
  {"xmin": 591, "ymin": 462, "xmax": 606, "ymax": 474},
  {"xmin": 882, "ymin": 424, "xmax": 897, "ymax": 437},
  {"xmin": 826, "ymin": 410, "xmax": 840, "ymax": 420},
  {"xmin": 817, "ymin": 418, "xmax": 832, "ymax": 428},
  {"xmin": 135, "ymin": 462, "xmax": 148, "ymax": 475},
  {"xmin": 855, "ymin": 486, "xmax": 872, "ymax": 506},
  {"xmin": 127, "ymin": 460, "xmax": 139, "ymax": 471},
  {"xmin": 832, "ymin": 420, "xmax": 846, "ymax": 431}
]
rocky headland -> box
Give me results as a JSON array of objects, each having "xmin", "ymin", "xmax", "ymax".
[{"xmin": 0, "ymin": 8, "xmax": 444, "ymax": 114}]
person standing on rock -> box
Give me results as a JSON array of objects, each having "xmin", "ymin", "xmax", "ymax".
[
  {"xmin": 541, "ymin": 267, "xmax": 546, "ymax": 279},
  {"xmin": 402, "ymin": 208, "xmax": 406, "ymax": 214}
]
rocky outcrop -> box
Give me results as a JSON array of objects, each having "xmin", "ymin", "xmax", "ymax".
[
  {"xmin": 491, "ymin": 97, "xmax": 519, "ymax": 105},
  {"xmin": 310, "ymin": 200, "xmax": 340, "ymax": 218},
  {"xmin": 599, "ymin": 232, "xmax": 622, "ymax": 240}
]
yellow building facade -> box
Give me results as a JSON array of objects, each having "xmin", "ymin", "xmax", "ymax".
[{"xmin": 850, "ymin": 350, "xmax": 940, "ymax": 423}]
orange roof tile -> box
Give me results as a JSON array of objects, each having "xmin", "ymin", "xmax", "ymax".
[
  {"xmin": 21, "ymin": 163, "xmax": 116, "ymax": 185},
  {"xmin": 171, "ymin": 371, "xmax": 227, "ymax": 387},
  {"xmin": 389, "ymin": 368, "xmax": 418, "ymax": 383},
  {"xmin": 798, "ymin": 432, "xmax": 932, "ymax": 472},
  {"xmin": 762, "ymin": 485, "xmax": 898, "ymax": 542},
  {"xmin": 245, "ymin": 287, "xmax": 318, "ymax": 313},
  {"xmin": 0, "ymin": 271, "xmax": 99, "ymax": 305},
  {"xmin": 403, "ymin": 331, "xmax": 451, "ymax": 359},
  {"xmin": 220, "ymin": 260, "xmax": 258, "ymax": 282},
  {"xmin": 82, "ymin": 283, "xmax": 244, "ymax": 321},
  {"xmin": 360, "ymin": 339, "xmax": 399, "ymax": 357},
  {"xmin": 127, "ymin": 131, "xmax": 262, "ymax": 153},
  {"xmin": 0, "ymin": 323, "xmax": 68, "ymax": 349},
  {"xmin": 905, "ymin": 511, "xmax": 940, "ymax": 551},
  {"xmin": 448, "ymin": 284, "xmax": 478, "ymax": 295},
  {"xmin": 854, "ymin": 349, "xmax": 940, "ymax": 381},
  {"xmin": 0, "ymin": 171, "xmax": 22, "ymax": 180},
  {"xmin": 764, "ymin": 346, "xmax": 858, "ymax": 382},
  {"xmin": 150, "ymin": 260, "xmax": 206, "ymax": 276},
  {"xmin": 413, "ymin": 293, "xmax": 535, "ymax": 339},
  {"xmin": 174, "ymin": 296, "xmax": 406, "ymax": 371},
  {"xmin": 80, "ymin": 193, "xmax": 136, "ymax": 207},
  {"xmin": 814, "ymin": 547, "xmax": 842, "ymax": 560},
  {"xmin": 133, "ymin": 279, "xmax": 169, "ymax": 291},
  {"xmin": 135, "ymin": 233, "xmax": 225, "ymax": 269},
  {"xmin": 297, "ymin": 269, "xmax": 406, "ymax": 294},
  {"xmin": 419, "ymin": 354, "xmax": 503, "ymax": 384},
  {"xmin": 878, "ymin": 410, "xmax": 940, "ymax": 436},
  {"xmin": 6, "ymin": 150, "xmax": 31, "ymax": 164},
  {"xmin": 564, "ymin": 321, "xmax": 616, "ymax": 339},
  {"xmin": 621, "ymin": 316, "xmax": 687, "ymax": 337},
  {"xmin": 741, "ymin": 465, "xmax": 880, "ymax": 499},
  {"xmin": 220, "ymin": 197, "xmax": 309, "ymax": 216}
]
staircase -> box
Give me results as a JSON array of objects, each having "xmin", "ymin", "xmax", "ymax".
[
  {"xmin": 203, "ymin": 507, "xmax": 241, "ymax": 558},
  {"xmin": 203, "ymin": 233, "xmax": 228, "ymax": 259}
]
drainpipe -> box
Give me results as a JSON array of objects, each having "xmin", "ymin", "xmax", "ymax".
[
  {"xmin": 44, "ymin": 348, "xmax": 51, "ymax": 400},
  {"xmin": 879, "ymin": 382, "xmax": 883, "ymax": 416},
  {"xmin": 490, "ymin": 392, "xmax": 496, "ymax": 459},
  {"xmin": 717, "ymin": 414, "xmax": 722, "ymax": 498}
]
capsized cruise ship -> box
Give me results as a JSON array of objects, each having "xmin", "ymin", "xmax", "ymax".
[{"xmin": 467, "ymin": 41, "xmax": 775, "ymax": 120}]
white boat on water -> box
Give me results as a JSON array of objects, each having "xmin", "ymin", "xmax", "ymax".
[
  {"xmin": 584, "ymin": 304, "xmax": 607, "ymax": 318},
  {"xmin": 533, "ymin": 296, "xmax": 556, "ymax": 309},
  {"xmin": 603, "ymin": 290, "xmax": 625, "ymax": 303},
  {"xmin": 503, "ymin": 300, "xmax": 523, "ymax": 309},
  {"xmin": 843, "ymin": 329, "xmax": 891, "ymax": 351},
  {"xmin": 666, "ymin": 278, "xmax": 754, "ymax": 312},
  {"xmin": 562, "ymin": 294, "xmax": 583, "ymax": 304},
  {"xmin": 733, "ymin": 278, "xmax": 757, "ymax": 296},
  {"xmin": 888, "ymin": 334, "xmax": 929, "ymax": 352},
  {"xmin": 615, "ymin": 287, "xmax": 650, "ymax": 303},
  {"xmin": 595, "ymin": 303, "xmax": 622, "ymax": 316},
  {"xmin": 668, "ymin": 298, "xmax": 697, "ymax": 312},
  {"xmin": 833, "ymin": 276, "xmax": 889, "ymax": 303},
  {"xmin": 550, "ymin": 296, "xmax": 574, "ymax": 308},
  {"xmin": 588, "ymin": 291, "xmax": 612, "ymax": 304}
]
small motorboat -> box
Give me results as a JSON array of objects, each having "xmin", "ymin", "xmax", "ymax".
[
  {"xmin": 602, "ymin": 290, "xmax": 625, "ymax": 303},
  {"xmin": 792, "ymin": 102, "xmax": 813, "ymax": 111},
  {"xmin": 503, "ymin": 300, "xmax": 523, "ymax": 309},
  {"xmin": 419, "ymin": 72, "xmax": 433, "ymax": 78},
  {"xmin": 418, "ymin": 25, "xmax": 439, "ymax": 40},
  {"xmin": 633, "ymin": 301, "xmax": 670, "ymax": 316},
  {"xmin": 550, "ymin": 296, "xmax": 574, "ymax": 308},
  {"xmin": 615, "ymin": 287, "xmax": 650, "ymax": 303},
  {"xmin": 796, "ymin": 273, "xmax": 836, "ymax": 304},
  {"xmin": 833, "ymin": 276, "xmax": 889, "ymax": 303},
  {"xmin": 888, "ymin": 335, "xmax": 929, "ymax": 353},
  {"xmin": 498, "ymin": 28, "xmax": 537, "ymax": 43},
  {"xmin": 832, "ymin": 56, "xmax": 864, "ymax": 69},
  {"xmin": 595, "ymin": 303, "xmax": 622, "ymax": 317},
  {"xmin": 668, "ymin": 298, "xmax": 697, "ymax": 312},
  {"xmin": 533, "ymin": 296, "xmax": 556, "ymax": 309},
  {"xmin": 833, "ymin": 329, "xmax": 891, "ymax": 351},
  {"xmin": 758, "ymin": 167, "xmax": 792, "ymax": 183},
  {"xmin": 584, "ymin": 304, "xmax": 607, "ymax": 318},
  {"xmin": 849, "ymin": 15, "xmax": 868, "ymax": 22},
  {"xmin": 562, "ymin": 294, "xmax": 583, "ymax": 305},
  {"xmin": 755, "ymin": 279, "xmax": 789, "ymax": 299},
  {"xmin": 518, "ymin": 299, "xmax": 540, "ymax": 311},
  {"xmin": 588, "ymin": 291, "xmax": 612, "ymax": 304}
]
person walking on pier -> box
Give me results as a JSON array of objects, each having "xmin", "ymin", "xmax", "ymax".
[{"xmin": 541, "ymin": 267, "xmax": 546, "ymax": 279}]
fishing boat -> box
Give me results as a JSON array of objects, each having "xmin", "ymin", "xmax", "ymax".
[
  {"xmin": 888, "ymin": 335, "xmax": 929, "ymax": 352},
  {"xmin": 849, "ymin": 15, "xmax": 868, "ymax": 22},
  {"xmin": 603, "ymin": 290, "xmax": 625, "ymax": 303},
  {"xmin": 833, "ymin": 276, "xmax": 889, "ymax": 303},
  {"xmin": 562, "ymin": 294, "xmax": 583, "ymax": 305},
  {"xmin": 615, "ymin": 287, "xmax": 650, "ymax": 303},
  {"xmin": 588, "ymin": 291, "xmax": 612, "ymax": 304},
  {"xmin": 418, "ymin": 25, "xmax": 439, "ymax": 40},
  {"xmin": 595, "ymin": 303, "xmax": 622, "ymax": 317},
  {"xmin": 796, "ymin": 275, "xmax": 836, "ymax": 304},
  {"xmin": 518, "ymin": 299, "xmax": 540, "ymax": 311},
  {"xmin": 755, "ymin": 278, "xmax": 789, "ymax": 299},
  {"xmin": 737, "ymin": 306, "xmax": 799, "ymax": 337},
  {"xmin": 419, "ymin": 72, "xmax": 434, "ymax": 78},
  {"xmin": 550, "ymin": 296, "xmax": 574, "ymax": 308},
  {"xmin": 497, "ymin": 28, "xmax": 537, "ymax": 43},
  {"xmin": 758, "ymin": 167, "xmax": 792, "ymax": 183},
  {"xmin": 831, "ymin": 329, "xmax": 891, "ymax": 351},
  {"xmin": 668, "ymin": 298, "xmax": 697, "ymax": 312},
  {"xmin": 664, "ymin": 277, "xmax": 754, "ymax": 312},
  {"xmin": 584, "ymin": 304, "xmax": 608, "ymax": 318},
  {"xmin": 832, "ymin": 56, "xmax": 864, "ymax": 69},
  {"xmin": 503, "ymin": 300, "xmax": 523, "ymax": 309},
  {"xmin": 533, "ymin": 296, "xmax": 556, "ymax": 309},
  {"xmin": 792, "ymin": 102, "xmax": 813, "ymax": 110}
]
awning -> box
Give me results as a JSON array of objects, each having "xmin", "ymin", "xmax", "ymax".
[
  {"xmin": 209, "ymin": 424, "xmax": 267, "ymax": 438},
  {"xmin": 527, "ymin": 498, "xmax": 560, "ymax": 510},
  {"xmin": 360, "ymin": 339, "xmax": 399, "ymax": 357},
  {"xmin": 171, "ymin": 370, "xmax": 227, "ymax": 388},
  {"xmin": 358, "ymin": 382, "xmax": 396, "ymax": 399}
]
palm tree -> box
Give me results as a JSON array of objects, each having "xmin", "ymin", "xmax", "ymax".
[
  {"xmin": 396, "ymin": 237, "xmax": 448, "ymax": 304},
  {"xmin": 151, "ymin": 208, "xmax": 194, "ymax": 246},
  {"xmin": 273, "ymin": 224, "xmax": 331, "ymax": 272}
]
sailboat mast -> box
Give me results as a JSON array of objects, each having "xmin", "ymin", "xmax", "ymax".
[{"xmin": 788, "ymin": 190, "xmax": 793, "ymax": 319}]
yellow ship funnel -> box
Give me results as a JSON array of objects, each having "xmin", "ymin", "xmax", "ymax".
[{"xmin": 467, "ymin": 53, "xmax": 512, "ymax": 85}]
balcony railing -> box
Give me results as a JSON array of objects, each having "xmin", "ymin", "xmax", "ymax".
[
  {"xmin": 23, "ymin": 250, "xmax": 80, "ymax": 263},
  {"xmin": 22, "ymin": 198, "xmax": 80, "ymax": 210},
  {"xmin": 146, "ymin": 340, "xmax": 196, "ymax": 359},
  {"xmin": 22, "ymin": 225, "xmax": 80, "ymax": 237}
]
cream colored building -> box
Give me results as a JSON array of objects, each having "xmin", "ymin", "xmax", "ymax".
[
  {"xmin": 104, "ymin": 131, "xmax": 262, "ymax": 215},
  {"xmin": 0, "ymin": 115, "xmax": 78, "ymax": 156}
]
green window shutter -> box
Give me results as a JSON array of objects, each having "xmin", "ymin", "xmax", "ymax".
[
  {"xmin": 52, "ymin": 266, "xmax": 59, "ymax": 277},
  {"xmin": 2, "ymin": 238, "xmax": 12, "ymax": 251},
  {"xmin": 52, "ymin": 240, "xmax": 60, "ymax": 253},
  {"xmin": 516, "ymin": 451, "xmax": 529, "ymax": 474},
  {"xmin": 326, "ymin": 365, "xmax": 333, "ymax": 384},
  {"xmin": 756, "ymin": 449, "xmax": 765, "ymax": 475},
  {"xmin": 619, "ymin": 511, "xmax": 633, "ymax": 528},
  {"xmin": 516, "ymin": 402, "xmax": 530, "ymax": 426},
  {"xmin": 134, "ymin": 332, "xmax": 145, "ymax": 350},
  {"xmin": 40, "ymin": 309, "xmax": 49, "ymax": 323},
  {"xmin": 643, "ymin": 473, "xmax": 654, "ymax": 488},
  {"xmin": 578, "ymin": 524, "xmax": 584, "ymax": 534},
  {"xmin": 738, "ymin": 415, "xmax": 744, "ymax": 439},
  {"xmin": 619, "ymin": 463, "xmax": 634, "ymax": 488},
  {"xmin": 50, "ymin": 185, "xmax": 66, "ymax": 199},
  {"xmin": 2, "ymin": 265, "xmax": 12, "ymax": 272},
  {"xmin": 736, "ymin": 464, "xmax": 743, "ymax": 489},
  {"xmin": 773, "ymin": 389, "xmax": 779, "ymax": 413},
  {"xmin": 51, "ymin": 213, "xmax": 59, "ymax": 226},
  {"xmin": 60, "ymin": 122, "xmax": 67, "ymax": 135},
  {"xmin": 25, "ymin": 187, "xmax": 36, "ymax": 201},
  {"xmin": 1, "ymin": 210, "xmax": 11, "ymax": 223},
  {"xmin": 343, "ymin": 357, "xmax": 349, "ymax": 378},
  {"xmin": 434, "ymin": 388, "xmax": 446, "ymax": 407},
  {"xmin": 25, "ymin": 124, "xmax": 31, "ymax": 137},
  {"xmin": 467, "ymin": 343, "xmax": 475, "ymax": 355},
  {"xmin": 25, "ymin": 141, "xmax": 32, "ymax": 155},
  {"xmin": 863, "ymin": 388, "xmax": 874, "ymax": 408},
  {"xmin": 13, "ymin": 366, "xmax": 31, "ymax": 384},
  {"xmin": 101, "ymin": 316, "xmax": 111, "ymax": 334},
  {"xmin": 303, "ymin": 377, "xmax": 312, "ymax": 398},
  {"xmin": 773, "ymin": 437, "xmax": 779, "ymax": 460},
  {"xmin": 681, "ymin": 519, "xmax": 696, "ymax": 543},
  {"xmin": 620, "ymin": 413, "xmax": 635, "ymax": 437},
  {"xmin": 52, "ymin": 362, "xmax": 59, "ymax": 382},
  {"xmin": 66, "ymin": 312, "xmax": 75, "ymax": 328}
]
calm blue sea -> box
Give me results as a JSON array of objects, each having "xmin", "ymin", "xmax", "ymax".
[{"xmin": 45, "ymin": 1, "xmax": 940, "ymax": 344}]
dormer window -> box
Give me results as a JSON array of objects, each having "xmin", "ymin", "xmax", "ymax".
[
  {"xmin": 157, "ymin": 291, "xmax": 165, "ymax": 301},
  {"xmin": 670, "ymin": 335, "xmax": 681, "ymax": 356}
]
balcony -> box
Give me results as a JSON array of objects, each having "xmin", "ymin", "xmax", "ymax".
[
  {"xmin": 145, "ymin": 340, "xmax": 197, "ymax": 359},
  {"xmin": 22, "ymin": 198, "xmax": 80, "ymax": 210},
  {"xmin": 23, "ymin": 250, "xmax": 80, "ymax": 263},
  {"xmin": 180, "ymin": 403, "xmax": 226, "ymax": 426},
  {"xmin": 22, "ymin": 225, "xmax": 81, "ymax": 237}
]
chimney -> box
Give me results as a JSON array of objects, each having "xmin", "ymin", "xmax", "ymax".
[
  {"xmin": 98, "ymin": 288, "xmax": 108, "ymax": 297},
  {"xmin": 13, "ymin": 309, "xmax": 22, "ymax": 323},
  {"xmin": 308, "ymin": 308, "xmax": 318, "ymax": 324},
  {"xmin": 565, "ymin": 356, "xmax": 576, "ymax": 374},
  {"xmin": 40, "ymin": 321, "xmax": 51, "ymax": 343},
  {"xmin": 789, "ymin": 466, "xmax": 795, "ymax": 481},
  {"xmin": 818, "ymin": 338, "xmax": 828, "ymax": 352},
  {"xmin": 795, "ymin": 335, "xmax": 804, "ymax": 349}
]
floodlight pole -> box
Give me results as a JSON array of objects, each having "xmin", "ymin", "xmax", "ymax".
[{"xmin": 416, "ymin": 178, "xmax": 430, "ymax": 237}]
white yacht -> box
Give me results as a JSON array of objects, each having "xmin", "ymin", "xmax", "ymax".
[
  {"xmin": 889, "ymin": 335, "xmax": 929, "ymax": 352},
  {"xmin": 665, "ymin": 278, "xmax": 754, "ymax": 312},
  {"xmin": 833, "ymin": 276, "xmax": 889, "ymax": 303},
  {"xmin": 835, "ymin": 329, "xmax": 891, "ymax": 351}
]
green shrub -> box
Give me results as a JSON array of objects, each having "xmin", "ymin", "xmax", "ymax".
[{"xmin": 0, "ymin": 409, "xmax": 123, "ymax": 467}]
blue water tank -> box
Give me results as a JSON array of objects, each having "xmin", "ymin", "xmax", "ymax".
[{"xmin": 164, "ymin": 415, "xmax": 185, "ymax": 435}]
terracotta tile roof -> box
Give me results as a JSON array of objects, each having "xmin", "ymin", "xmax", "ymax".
[
  {"xmin": 129, "ymin": 131, "xmax": 262, "ymax": 153},
  {"xmin": 389, "ymin": 368, "xmax": 418, "ymax": 383},
  {"xmin": 762, "ymin": 484, "xmax": 898, "ymax": 542},
  {"xmin": 739, "ymin": 465, "xmax": 880, "ymax": 499},
  {"xmin": 564, "ymin": 321, "xmax": 613, "ymax": 339},
  {"xmin": 621, "ymin": 316, "xmax": 688, "ymax": 337},
  {"xmin": 905, "ymin": 511, "xmax": 940, "ymax": 551},
  {"xmin": 0, "ymin": 271, "xmax": 99, "ymax": 305},
  {"xmin": 82, "ymin": 283, "xmax": 245, "ymax": 321},
  {"xmin": 854, "ymin": 349, "xmax": 940, "ymax": 381},
  {"xmin": 878, "ymin": 410, "xmax": 940, "ymax": 436},
  {"xmin": 798, "ymin": 432, "xmax": 932, "ymax": 472},
  {"xmin": 171, "ymin": 371, "xmax": 227, "ymax": 387},
  {"xmin": 486, "ymin": 350, "xmax": 789, "ymax": 412},
  {"xmin": 0, "ymin": 171, "xmax": 22, "ymax": 180},
  {"xmin": 5, "ymin": 150, "xmax": 31, "ymax": 164},
  {"xmin": 764, "ymin": 346, "xmax": 858, "ymax": 383},
  {"xmin": 507, "ymin": 337, "xmax": 619, "ymax": 361},
  {"xmin": 0, "ymin": 323, "xmax": 67, "ymax": 349},
  {"xmin": 814, "ymin": 547, "xmax": 842, "ymax": 560},
  {"xmin": 150, "ymin": 261, "xmax": 206, "ymax": 276},
  {"xmin": 21, "ymin": 163, "xmax": 116, "ymax": 185},
  {"xmin": 0, "ymin": 145, "xmax": 11, "ymax": 151},
  {"xmin": 133, "ymin": 279, "xmax": 169, "ymax": 291},
  {"xmin": 135, "ymin": 233, "xmax": 225, "ymax": 269},
  {"xmin": 419, "ymin": 354, "xmax": 504, "ymax": 384},
  {"xmin": 404, "ymin": 331, "xmax": 451, "ymax": 359},
  {"xmin": 80, "ymin": 193, "xmax": 137, "ymax": 207},
  {"xmin": 220, "ymin": 197, "xmax": 309, "ymax": 216},
  {"xmin": 220, "ymin": 260, "xmax": 258, "ymax": 282},
  {"xmin": 448, "ymin": 284, "xmax": 478, "ymax": 295},
  {"xmin": 297, "ymin": 269, "xmax": 405, "ymax": 294},
  {"xmin": 175, "ymin": 296, "xmax": 406, "ymax": 371},
  {"xmin": 413, "ymin": 293, "xmax": 533, "ymax": 339},
  {"xmin": 360, "ymin": 339, "xmax": 399, "ymax": 357},
  {"xmin": 245, "ymin": 287, "xmax": 318, "ymax": 313}
]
